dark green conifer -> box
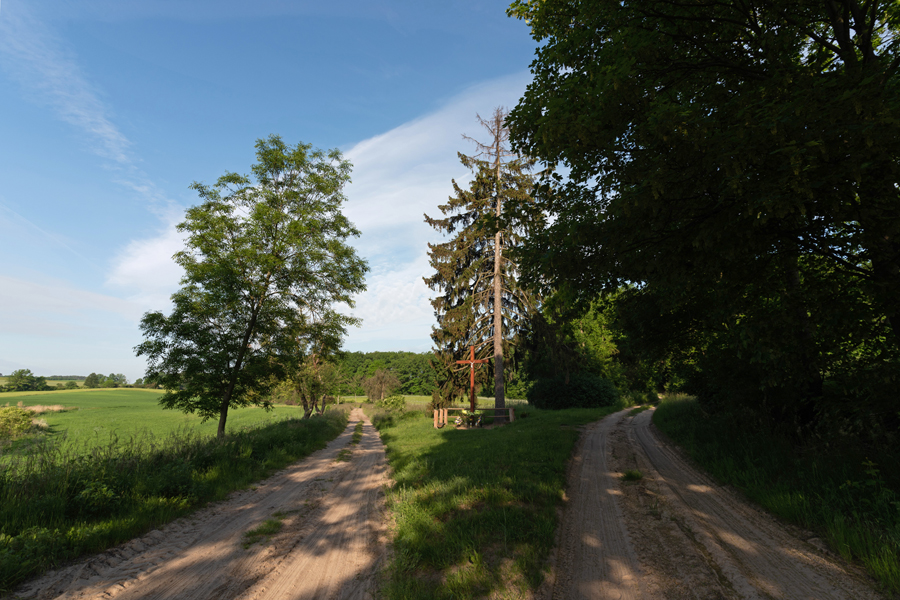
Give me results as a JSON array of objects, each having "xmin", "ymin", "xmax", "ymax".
[{"xmin": 424, "ymin": 108, "xmax": 542, "ymax": 412}]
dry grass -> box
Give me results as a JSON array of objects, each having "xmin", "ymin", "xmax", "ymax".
[{"xmin": 4, "ymin": 402, "xmax": 77, "ymax": 414}]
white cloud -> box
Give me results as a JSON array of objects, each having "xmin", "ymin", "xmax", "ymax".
[
  {"xmin": 0, "ymin": 2, "xmax": 131, "ymax": 164},
  {"xmin": 0, "ymin": 275, "xmax": 153, "ymax": 380},
  {"xmin": 0, "ymin": 1, "xmax": 175, "ymax": 212},
  {"xmin": 0, "ymin": 275, "xmax": 142, "ymax": 333},
  {"xmin": 106, "ymin": 212, "xmax": 185, "ymax": 310},
  {"xmin": 99, "ymin": 72, "xmax": 531, "ymax": 353},
  {"xmin": 342, "ymin": 255, "xmax": 435, "ymax": 351},
  {"xmin": 341, "ymin": 72, "xmax": 530, "ymax": 350}
]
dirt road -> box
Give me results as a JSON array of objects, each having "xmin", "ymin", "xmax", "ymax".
[
  {"xmin": 543, "ymin": 408, "xmax": 884, "ymax": 600},
  {"xmin": 15, "ymin": 408, "xmax": 387, "ymax": 600}
]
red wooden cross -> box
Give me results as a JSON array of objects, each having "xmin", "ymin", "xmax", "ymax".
[{"xmin": 456, "ymin": 345, "xmax": 489, "ymax": 412}]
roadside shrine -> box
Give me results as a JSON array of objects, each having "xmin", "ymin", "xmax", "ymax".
[{"xmin": 433, "ymin": 345, "xmax": 516, "ymax": 428}]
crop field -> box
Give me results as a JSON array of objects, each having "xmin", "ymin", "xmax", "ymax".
[{"xmin": 3, "ymin": 388, "xmax": 309, "ymax": 456}]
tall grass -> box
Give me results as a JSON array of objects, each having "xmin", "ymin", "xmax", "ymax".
[
  {"xmin": 0, "ymin": 410, "xmax": 348, "ymax": 593},
  {"xmin": 374, "ymin": 403, "xmax": 624, "ymax": 599},
  {"xmin": 653, "ymin": 395, "xmax": 900, "ymax": 594}
]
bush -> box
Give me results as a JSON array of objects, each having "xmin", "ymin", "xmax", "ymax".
[
  {"xmin": 527, "ymin": 374, "xmax": 620, "ymax": 410},
  {"xmin": 0, "ymin": 407, "xmax": 33, "ymax": 439},
  {"xmin": 376, "ymin": 395, "xmax": 406, "ymax": 411}
]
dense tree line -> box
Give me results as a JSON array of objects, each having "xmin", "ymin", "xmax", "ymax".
[
  {"xmin": 334, "ymin": 351, "xmax": 433, "ymax": 396},
  {"xmin": 83, "ymin": 373, "xmax": 129, "ymax": 388},
  {"xmin": 506, "ymin": 0, "xmax": 900, "ymax": 440}
]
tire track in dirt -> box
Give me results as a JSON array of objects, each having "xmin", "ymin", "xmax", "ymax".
[
  {"xmin": 544, "ymin": 408, "xmax": 884, "ymax": 600},
  {"xmin": 624, "ymin": 408, "xmax": 882, "ymax": 600},
  {"xmin": 14, "ymin": 408, "xmax": 387, "ymax": 600},
  {"xmin": 542, "ymin": 410, "xmax": 647, "ymax": 600}
]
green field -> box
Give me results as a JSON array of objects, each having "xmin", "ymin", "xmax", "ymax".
[
  {"xmin": 1, "ymin": 388, "xmax": 349, "ymax": 592},
  {"xmin": 5, "ymin": 388, "xmax": 310, "ymax": 455}
]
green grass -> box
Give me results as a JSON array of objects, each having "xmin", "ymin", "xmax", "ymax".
[
  {"xmin": 0, "ymin": 401, "xmax": 348, "ymax": 593},
  {"xmin": 242, "ymin": 518, "xmax": 283, "ymax": 548},
  {"xmin": 3, "ymin": 389, "xmax": 311, "ymax": 457},
  {"xmin": 373, "ymin": 402, "xmax": 624, "ymax": 599},
  {"xmin": 621, "ymin": 469, "xmax": 643, "ymax": 481},
  {"xmin": 653, "ymin": 395, "xmax": 900, "ymax": 595}
]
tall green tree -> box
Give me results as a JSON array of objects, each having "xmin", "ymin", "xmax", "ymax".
[
  {"xmin": 6, "ymin": 369, "xmax": 48, "ymax": 392},
  {"xmin": 424, "ymin": 108, "xmax": 542, "ymax": 412},
  {"xmin": 136, "ymin": 135, "xmax": 368, "ymax": 438},
  {"xmin": 507, "ymin": 0, "xmax": 900, "ymax": 426},
  {"xmin": 83, "ymin": 373, "xmax": 101, "ymax": 388},
  {"xmin": 362, "ymin": 368, "xmax": 401, "ymax": 401}
]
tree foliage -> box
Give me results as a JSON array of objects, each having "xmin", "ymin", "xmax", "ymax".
[
  {"xmin": 334, "ymin": 351, "xmax": 433, "ymax": 396},
  {"xmin": 136, "ymin": 135, "xmax": 368, "ymax": 438},
  {"xmin": 362, "ymin": 368, "xmax": 401, "ymax": 402},
  {"xmin": 293, "ymin": 354, "xmax": 343, "ymax": 418},
  {"xmin": 507, "ymin": 0, "xmax": 900, "ymax": 433},
  {"xmin": 424, "ymin": 109, "xmax": 542, "ymax": 409},
  {"xmin": 4, "ymin": 369, "xmax": 49, "ymax": 392}
]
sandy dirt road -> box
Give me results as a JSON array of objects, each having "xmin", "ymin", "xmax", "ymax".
[
  {"xmin": 15, "ymin": 408, "xmax": 387, "ymax": 600},
  {"xmin": 542, "ymin": 408, "xmax": 884, "ymax": 600}
]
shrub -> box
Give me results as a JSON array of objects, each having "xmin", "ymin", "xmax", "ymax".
[
  {"xmin": 527, "ymin": 374, "xmax": 620, "ymax": 410},
  {"xmin": 376, "ymin": 395, "xmax": 406, "ymax": 411},
  {"xmin": 0, "ymin": 407, "xmax": 33, "ymax": 439}
]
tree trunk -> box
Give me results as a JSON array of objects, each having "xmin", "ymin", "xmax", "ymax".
[
  {"xmin": 217, "ymin": 308, "xmax": 260, "ymax": 439},
  {"xmin": 493, "ymin": 118, "xmax": 506, "ymax": 416},
  {"xmin": 782, "ymin": 253, "xmax": 822, "ymax": 432}
]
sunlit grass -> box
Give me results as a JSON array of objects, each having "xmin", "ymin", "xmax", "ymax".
[
  {"xmin": 374, "ymin": 403, "xmax": 624, "ymax": 599},
  {"xmin": 5, "ymin": 389, "xmax": 310, "ymax": 458},
  {"xmin": 0, "ymin": 410, "xmax": 348, "ymax": 593}
]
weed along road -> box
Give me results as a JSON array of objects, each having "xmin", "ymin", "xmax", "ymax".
[
  {"xmin": 542, "ymin": 408, "xmax": 884, "ymax": 600},
  {"xmin": 16, "ymin": 408, "xmax": 388, "ymax": 600}
]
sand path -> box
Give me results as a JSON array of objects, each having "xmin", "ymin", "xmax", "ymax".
[
  {"xmin": 15, "ymin": 408, "xmax": 387, "ymax": 600},
  {"xmin": 542, "ymin": 408, "xmax": 884, "ymax": 600}
]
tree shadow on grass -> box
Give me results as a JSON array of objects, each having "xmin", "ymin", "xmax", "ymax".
[{"xmin": 376, "ymin": 406, "xmax": 620, "ymax": 600}]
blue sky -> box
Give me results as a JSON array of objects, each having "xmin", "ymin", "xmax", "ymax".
[{"xmin": 0, "ymin": 0, "xmax": 536, "ymax": 381}]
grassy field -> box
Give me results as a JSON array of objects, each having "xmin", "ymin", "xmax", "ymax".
[
  {"xmin": 372, "ymin": 402, "xmax": 625, "ymax": 599},
  {"xmin": 653, "ymin": 395, "xmax": 900, "ymax": 595},
  {"xmin": 4, "ymin": 388, "xmax": 310, "ymax": 456},
  {"xmin": 0, "ymin": 389, "xmax": 349, "ymax": 593}
]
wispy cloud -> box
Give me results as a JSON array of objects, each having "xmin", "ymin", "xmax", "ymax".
[
  {"xmin": 0, "ymin": 200, "xmax": 104, "ymax": 273},
  {"xmin": 0, "ymin": 2, "xmax": 131, "ymax": 164},
  {"xmin": 0, "ymin": 0, "xmax": 176, "ymax": 217},
  {"xmin": 341, "ymin": 72, "xmax": 530, "ymax": 350},
  {"xmin": 0, "ymin": 275, "xmax": 148, "ymax": 379},
  {"xmin": 106, "ymin": 210, "xmax": 186, "ymax": 311},
  {"xmin": 100, "ymin": 72, "xmax": 531, "ymax": 353}
]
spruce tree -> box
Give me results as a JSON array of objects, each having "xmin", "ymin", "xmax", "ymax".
[{"xmin": 424, "ymin": 108, "xmax": 541, "ymax": 413}]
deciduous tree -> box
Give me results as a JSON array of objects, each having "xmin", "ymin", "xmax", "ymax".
[
  {"xmin": 136, "ymin": 135, "xmax": 368, "ymax": 438},
  {"xmin": 362, "ymin": 369, "xmax": 400, "ymax": 402},
  {"xmin": 507, "ymin": 0, "xmax": 900, "ymax": 428}
]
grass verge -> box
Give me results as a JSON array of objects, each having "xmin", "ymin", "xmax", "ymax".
[
  {"xmin": 653, "ymin": 395, "xmax": 900, "ymax": 595},
  {"xmin": 0, "ymin": 411, "xmax": 348, "ymax": 593},
  {"xmin": 373, "ymin": 403, "xmax": 624, "ymax": 599}
]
